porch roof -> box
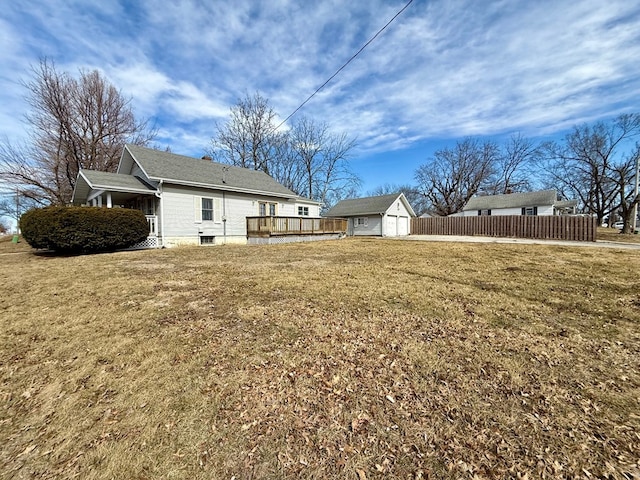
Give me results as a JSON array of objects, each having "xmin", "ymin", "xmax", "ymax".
[{"xmin": 71, "ymin": 170, "xmax": 157, "ymax": 205}]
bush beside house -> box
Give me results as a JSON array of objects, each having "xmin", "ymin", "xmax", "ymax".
[{"xmin": 20, "ymin": 206, "xmax": 149, "ymax": 253}]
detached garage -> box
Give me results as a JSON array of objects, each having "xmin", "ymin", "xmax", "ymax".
[{"xmin": 324, "ymin": 193, "xmax": 415, "ymax": 237}]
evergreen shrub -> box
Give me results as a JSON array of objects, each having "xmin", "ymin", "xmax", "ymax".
[{"xmin": 20, "ymin": 206, "xmax": 149, "ymax": 253}]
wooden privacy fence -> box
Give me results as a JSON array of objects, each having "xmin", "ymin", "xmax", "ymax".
[
  {"xmin": 247, "ymin": 216, "xmax": 347, "ymax": 237},
  {"xmin": 411, "ymin": 215, "xmax": 597, "ymax": 242}
]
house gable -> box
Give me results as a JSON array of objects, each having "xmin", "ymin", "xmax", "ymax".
[{"xmin": 325, "ymin": 193, "xmax": 416, "ymax": 218}]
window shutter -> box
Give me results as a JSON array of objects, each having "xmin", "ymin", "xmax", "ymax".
[
  {"xmin": 521, "ymin": 207, "xmax": 525, "ymax": 216},
  {"xmin": 214, "ymin": 198, "xmax": 222, "ymax": 223},
  {"xmin": 194, "ymin": 196, "xmax": 202, "ymax": 223}
]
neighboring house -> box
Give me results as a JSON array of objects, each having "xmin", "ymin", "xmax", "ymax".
[
  {"xmin": 461, "ymin": 190, "xmax": 578, "ymax": 217},
  {"xmin": 71, "ymin": 144, "xmax": 323, "ymax": 247},
  {"xmin": 324, "ymin": 193, "xmax": 416, "ymax": 236}
]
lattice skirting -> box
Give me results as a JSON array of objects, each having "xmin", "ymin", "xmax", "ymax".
[
  {"xmin": 248, "ymin": 234, "xmax": 343, "ymax": 245},
  {"xmin": 127, "ymin": 236, "xmax": 161, "ymax": 250}
]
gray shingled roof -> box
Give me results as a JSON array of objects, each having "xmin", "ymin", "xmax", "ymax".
[
  {"xmin": 126, "ymin": 144, "xmax": 298, "ymax": 198},
  {"xmin": 81, "ymin": 170, "xmax": 157, "ymax": 191},
  {"xmin": 71, "ymin": 170, "xmax": 158, "ymax": 205},
  {"xmin": 325, "ymin": 193, "xmax": 405, "ymax": 217},
  {"xmin": 464, "ymin": 190, "xmax": 561, "ymax": 211}
]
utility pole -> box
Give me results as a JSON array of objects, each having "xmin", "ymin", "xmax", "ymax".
[
  {"xmin": 15, "ymin": 188, "xmax": 20, "ymax": 234},
  {"xmin": 633, "ymin": 152, "xmax": 639, "ymax": 232}
]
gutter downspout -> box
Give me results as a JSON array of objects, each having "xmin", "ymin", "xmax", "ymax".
[
  {"xmin": 222, "ymin": 191, "xmax": 227, "ymax": 245},
  {"xmin": 156, "ymin": 180, "xmax": 165, "ymax": 248}
]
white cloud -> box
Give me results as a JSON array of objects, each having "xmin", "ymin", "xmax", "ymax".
[{"xmin": 0, "ymin": 0, "xmax": 639, "ymax": 159}]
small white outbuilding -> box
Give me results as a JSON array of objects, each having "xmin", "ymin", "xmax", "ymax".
[{"xmin": 324, "ymin": 193, "xmax": 416, "ymax": 237}]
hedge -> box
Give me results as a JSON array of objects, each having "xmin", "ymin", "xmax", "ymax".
[{"xmin": 20, "ymin": 206, "xmax": 150, "ymax": 253}]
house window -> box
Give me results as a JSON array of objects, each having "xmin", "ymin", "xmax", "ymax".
[
  {"xmin": 522, "ymin": 207, "xmax": 538, "ymax": 216},
  {"xmin": 355, "ymin": 217, "xmax": 368, "ymax": 227},
  {"xmin": 298, "ymin": 206, "xmax": 309, "ymax": 216},
  {"xmin": 200, "ymin": 235, "xmax": 215, "ymax": 245},
  {"xmin": 259, "ymin": 202, "xmax": 277, "ymax": 216},
  {"xmin": 202, "ymin": 198, "xmax": 213, "ymax": 221},
  {"xmin": 478, "ymin": 209, "xmax": 491, "ymax": 216}
]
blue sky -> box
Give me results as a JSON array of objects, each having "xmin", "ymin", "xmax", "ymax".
[{"xmin": 1, "ymin": 0, "xmax": 640, "ymax": 200}]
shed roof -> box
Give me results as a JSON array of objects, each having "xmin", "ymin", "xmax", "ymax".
[
  {"xmin": 325, "ymin": 193, "xmax": 415, "ymax": 217},
  {"xmin": 123, "ymin": 144, "xmax": 301, "ymax": 199},
  {"xmin": 464, "ymin": 190, "xmax": 565, "ymax": 211}
]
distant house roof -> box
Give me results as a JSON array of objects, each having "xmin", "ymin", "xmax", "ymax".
[
  {"xmin": 325, "ymin": 193, "xmax": 416, "ymax": 217},
  {"xmin": 463, "ymin": 190, "xmax": 576, "ymax": 211},
  {"xmin": 121, "ymin": 144, "xmax": 304, "ymax": 200}
]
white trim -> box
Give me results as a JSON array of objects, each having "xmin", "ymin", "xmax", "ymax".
[
  {"xmin": 146, "ymin": 177, "xmax": 297, "ymax": 199},
  {"xmin": 214, "ymin": 198, "xmax": 222, "ymax": 224},
  {"xmin": 194, "ymin": 196, "xmax": 202, "ymax": 223}
]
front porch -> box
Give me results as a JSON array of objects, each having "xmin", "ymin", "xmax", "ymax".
[{"xmin": 246, "ymin": 216, "xmax": 347, "ymax": 244}]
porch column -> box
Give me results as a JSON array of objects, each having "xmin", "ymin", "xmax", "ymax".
[
  {"xmin": 97, "ymin": 195, "xmax": 103, "ymax": 207},
  {"xmin": 106, "ymin": 192, "xmax": 112, "ymax": 208}
]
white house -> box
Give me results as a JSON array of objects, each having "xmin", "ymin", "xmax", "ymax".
[
  {"xmin": 71, "ymin": 145, "xmax": 323, "ymax": 247},
  {"xmin": 324, "ymin": 193, "xmax": 416, "ymax": 236},
  {"xmin": 461, "ymin": 190, "xmax": 578, "ymax": 217}
]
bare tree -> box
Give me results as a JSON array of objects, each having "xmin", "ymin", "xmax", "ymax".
[
  {"xmin": 367, "ymin": 183, "xmax": 428, "ymax": 216},
  {"xmin": 210, "ymin": 92, "xmax": 279, "ymax": 173},
  {"xmin": 484, "ymin": 134, "xmax": 539, "ymax": 195},
  {"xmin": 415, "ymin": 138, "xmax": 499, "ymax": 216},
  {"xmin": 0, "ymin": 59, "xmax": 155, "ymax": 205},
  {"xmin": 288, "ymin": 117, "xmax": 359, "ymax": 207},
  {"xmin": 539, "ymin": 114, "xmax": 640, "ymax": 226},
  {"xmin": 610, "ymin": 145, "xmax": 640, "ymax": 233},
  {"xmin": 210, "ymin": 97, "xmax": 360, "ymax": 209}
]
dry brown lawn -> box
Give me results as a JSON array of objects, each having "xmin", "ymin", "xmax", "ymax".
[
  {"xmin": 597, "ymin": 227, "xmax": 640, "ymax": 244},
  {"xmin": 1, "ymin": 237, "xmax": 639, "ymax": 479}
]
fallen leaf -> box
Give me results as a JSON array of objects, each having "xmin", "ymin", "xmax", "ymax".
[
  {"xmin": 356, "ymin": 469, "xmax": 367, "ymax": 480},
  {"xmin": 18, "ymin": 445, "xmax": 37, "ymax": 457}
]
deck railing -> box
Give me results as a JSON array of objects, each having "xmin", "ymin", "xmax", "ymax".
[
  {"xmin": 246, "ymin": 216, "xmax": 347, "ymax": 237},
  {"xmin": 146, "ymin": 215, "xmax": 158, "ymax": 236}
]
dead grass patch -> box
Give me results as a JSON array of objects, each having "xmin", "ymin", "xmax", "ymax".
[
  {"xmin": 598, "ymin": 227, "xmax": 640, "ymax": 244},
  {"xmin": 1, "ymin": 238, "xmax": 639, "ymax": 479}
]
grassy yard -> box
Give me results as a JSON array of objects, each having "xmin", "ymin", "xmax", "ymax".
[{"xmin": 1, "ymin": 236, "xmax": 639, "ymax": 479}]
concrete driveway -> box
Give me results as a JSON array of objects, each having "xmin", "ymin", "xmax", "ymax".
[{"xmin": 397, "ymin": 235, "xmax": 640, "ymax": 250}]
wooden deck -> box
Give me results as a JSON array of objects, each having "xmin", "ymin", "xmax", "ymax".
[{"xmin": 246, "ymin": 216, "xmax": 347, "ymax": 237}]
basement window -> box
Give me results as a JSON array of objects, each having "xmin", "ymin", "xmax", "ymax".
[{"xmin": 200, "ymin": 235, "xmax": 215, "ymax": 245}]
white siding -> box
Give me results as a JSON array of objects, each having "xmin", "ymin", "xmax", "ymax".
[
  {"xmin": 463, "ymin": 205, "xmax": 555, "ymax": 216},
  {"xmin": 352, "ymin": 215, "xmax": 382, "ymax": 236},
  {"xmin": 293, "ymin": 201, "xmax": 321, "ymax": 217},
  {"xmin": 537, "ymin": 205, "xmax": 554, "ymax": 216},
  {"xmin": 161, "ymin": 185, "xmax": 294, "ymax": 246}
]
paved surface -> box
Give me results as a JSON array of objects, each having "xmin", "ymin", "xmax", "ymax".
[{"xmin": 396, "ymin": 235, "xmax": 640, "ymax": 250}]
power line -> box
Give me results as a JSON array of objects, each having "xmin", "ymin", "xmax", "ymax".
[{"xmin": 275, "ymin": 0, "xmax": 414, "ymax": 130}]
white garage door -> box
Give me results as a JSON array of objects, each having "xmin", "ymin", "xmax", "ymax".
[
  {"xmin": 398, "ymin": 216, "xmax": 409, "ymax": 236},
  {"xmin": 386, "ymin": 215, "xmax": 397, "ymax": 236}
]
